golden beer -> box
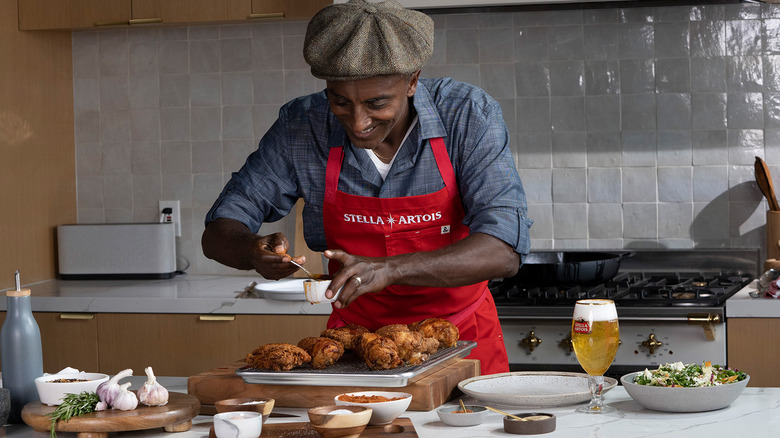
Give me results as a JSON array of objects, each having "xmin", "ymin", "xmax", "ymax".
[
  {"xmin": 571, "ymin": 299, "xmax": 619, "ymax": 414},
  {"xmin": 572, "ymin": 319, "xmax": 619, "ymax": 375}
]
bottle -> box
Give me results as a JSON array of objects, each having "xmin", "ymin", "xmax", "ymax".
[{"xmin": 1, "ymin": 271, "xmax": 43, "ymax": 424}]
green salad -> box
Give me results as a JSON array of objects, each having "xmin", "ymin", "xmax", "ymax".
[{"xmin": 634, "ymin": 361, "xmax": 747, "ymax": 387}]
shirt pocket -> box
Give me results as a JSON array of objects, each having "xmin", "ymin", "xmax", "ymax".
[{"xmin": 385, "ymin": 224, "xmax": 454, "ymax": 256}]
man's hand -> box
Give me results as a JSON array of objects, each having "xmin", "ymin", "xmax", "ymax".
[
  {"xmin": 202, "ymin": 218, "xmax": 305, "ymax": 280},
  {"xmin": 323, "ymin": 249, "xmax": 393, "ymax": 308}
]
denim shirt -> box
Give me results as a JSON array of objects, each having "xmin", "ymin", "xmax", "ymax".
[{"xmin": 205, "ymin": 77, "xmax": 532, "ymax": 256}]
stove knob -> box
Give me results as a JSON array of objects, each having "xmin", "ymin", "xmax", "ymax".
[
  {"xmin": 519, "ymin": 331, "xmax": 542, "ymax": 353},
  {"xmin": 641, "ymin": 333, "xmax": 663, "ymax": 355},
  {"xmin": 559, "ymin": 333, "xmax": 574, "ymax": 353}
]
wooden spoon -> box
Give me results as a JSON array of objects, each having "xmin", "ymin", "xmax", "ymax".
[
  {"xmin": 484, "ymin": 406, "xmax": 527, "ymax": 421},
  {"xmin": 755, "ymin": 156, "xmax": 780, "ymax": 211}
]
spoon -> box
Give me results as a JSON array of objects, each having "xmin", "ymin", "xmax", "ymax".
[
  {"xmin": 288, "ymin": 259, "xmax": 317, "ymax": 279},
  {"xmin": 483, "ymin": 406, "xmax": 527, "ymax": 421}
]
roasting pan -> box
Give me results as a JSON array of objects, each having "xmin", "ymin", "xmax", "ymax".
[{"xmin": 236, "ymin": 340, "xmax": 477, "ymax": 387}]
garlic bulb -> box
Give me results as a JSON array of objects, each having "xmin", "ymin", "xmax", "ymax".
[
  {"xmin": 112, "ymin": 382, "xmax": 138, "ymax": 411},
  {"xmin": 95, "ymin": 401, "xmax": 108, "ymax": 411},
  {"xmin": 138, "ymin": 366, "xmax": 169, "ymax": 407},
  {"xmin": 96, "ymin": 368, "xmax": 133, "ymax": 407}
]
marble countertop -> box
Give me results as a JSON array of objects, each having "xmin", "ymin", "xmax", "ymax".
[
  {"xmin": 2, "ymin": 376, "xmax": 779, "ymax": 438},
  {"xmin": 726, "ymin": 280, "xmax": 780, "ymax": 318},
  {"xmin": 5, "ymin": 274, "xmax": 779, "ymax": 319},
  {"xmin": 0, "ymin": 275, "xmax": 332, "ymax": 315}
]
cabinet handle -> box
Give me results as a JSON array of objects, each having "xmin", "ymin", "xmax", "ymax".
[
  {"xmin": 199, "ymin": 315, "xmax": 236, "ymax": 321},
  {"xmin": 94, "ymin": 18, "xmax": 162, "ymax": 26},
  {"xmin": 59, "ymin": 313, "xmax": 95, "ymax": 320},
  {"xmin": 248, "ymin": 13, "xmax": 284, "ymax": 19},
  {"xmin": 94, "ymin": 20, "xmax": 129, "ymax": 26},
  {"xmin": 129, "ymin": 18, "xmax": 162, "ymax": 25}
]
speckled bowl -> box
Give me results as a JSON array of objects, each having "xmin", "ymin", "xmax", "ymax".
[
  {"xmin": 620, "ymin": 372, "xmax": 750, "ymax": 412},
  {"xmin": 436, "ymin": 405, "xmax": 488, "ymax": 426}
]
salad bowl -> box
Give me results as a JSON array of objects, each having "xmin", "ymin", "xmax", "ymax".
[{"xmin": 620, "ymin": 362, "xmax": 749, "ymax": 412}]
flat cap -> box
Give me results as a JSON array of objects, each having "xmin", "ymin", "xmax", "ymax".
[{"xmin": 303, "ymin": 0, "xmax": 434, "ymax": 81}]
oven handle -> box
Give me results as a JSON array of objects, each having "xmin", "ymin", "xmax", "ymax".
[{"xmin": 499, "ymin": 314, "xmax": 721, "ymax": 324}]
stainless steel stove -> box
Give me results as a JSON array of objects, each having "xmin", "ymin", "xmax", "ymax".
[{"xmin": 493, "ymin": 249, "xmax": 759, "ymax": 379}]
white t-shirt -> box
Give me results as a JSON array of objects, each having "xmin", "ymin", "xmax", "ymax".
[{"xmin": 365, "ymin": 116, "xmax": 419, "ymax": 180}]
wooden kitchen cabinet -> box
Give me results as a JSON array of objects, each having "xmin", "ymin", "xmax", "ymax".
[
  {"xmin": 96, "ymin": 313, "xmax": 330, "ymax": 376},
  {"xmin": 728, "ymin": 318, "xmax": 780, "ymax": 387},
  {"xmin": 250, "ymin": 0, "xmax": 330, "ymax": 20},
  {"xmin": 18, "ymin": 0, "xmax": 328, "ymax": 30},
  {"xmin": 18, "ymin": 0, "xmax": 132, "ymax": 30},
  {"xmin": 0, "ymin": 312, "xmax": 99, "ymax": 373}
]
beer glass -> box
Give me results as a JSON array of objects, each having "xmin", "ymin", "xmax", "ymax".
[{"xmin": 572, "ymin": 299, "xmax": 619, "ymax": 414}]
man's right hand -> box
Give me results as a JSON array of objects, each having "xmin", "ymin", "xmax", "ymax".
[
  {"xmin": 251, "ymin": 232, "xmax": 305, "ymax": 280},
  {"xmin": 202, "ymin": 218, "xmax": 304, "ymax": 280}
]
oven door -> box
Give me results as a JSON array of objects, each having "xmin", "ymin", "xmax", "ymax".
[{"xmin": 499, "ymin": 312, "xmax": 726, "ymax": 379}]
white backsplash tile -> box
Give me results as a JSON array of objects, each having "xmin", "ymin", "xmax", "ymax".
[{"xmin": 74, "ymin": 4, "xmax": 780, "ymax": 273}]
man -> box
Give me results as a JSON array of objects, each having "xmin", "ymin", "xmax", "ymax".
[{"xmin": 202, "ymin": 0, "xmax": 532, "ymax": 374}]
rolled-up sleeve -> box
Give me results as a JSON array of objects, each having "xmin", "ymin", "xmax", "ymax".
[{"xmin": 455, "ymin": 97, "xmax": 532, "ymax": 258}]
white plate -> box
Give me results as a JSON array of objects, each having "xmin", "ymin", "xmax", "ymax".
[
  {"xmin": 458, "ymin": 371, "xmax": 617, "ymax": 407},
  {"xmin": 253, "ymin": 279, "xmax": 307, "ymax": 301}
]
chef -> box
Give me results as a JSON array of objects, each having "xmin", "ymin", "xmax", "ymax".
[{"xmin": 202, "ymin": 0, "xmax": 532, "ymax": 374}]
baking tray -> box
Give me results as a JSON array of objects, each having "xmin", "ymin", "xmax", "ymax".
[{"xmin": 236, "ymin": 340, "xmax": 476, "ymax": 387}]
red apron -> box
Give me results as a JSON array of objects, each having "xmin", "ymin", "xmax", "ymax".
[{"xmin": 322, "ymin": 137, "xmax": 509, "ymax": 375}]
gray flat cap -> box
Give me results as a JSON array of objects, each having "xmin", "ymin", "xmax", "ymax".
[{"xmin": 304, "ymin": 0, "xmax": 434, "ymax": 81}]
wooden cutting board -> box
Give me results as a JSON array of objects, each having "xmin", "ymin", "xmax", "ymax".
[
  {"xmin": 21, "ymin": 392, "xmax": 201, "ymax": 438},
  {"xmin": 189, "ymin": 359, "xmax": 479, "ymax": 413},
  {"xmin": 209, "ymin": 418, "xmax": 418, "ymax": 438}
]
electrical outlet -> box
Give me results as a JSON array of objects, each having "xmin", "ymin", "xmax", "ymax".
[{"xmin": 159, "ymin": 200, "xmax": 181, "ymax": 237}]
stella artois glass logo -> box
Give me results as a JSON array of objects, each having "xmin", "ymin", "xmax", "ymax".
[{"xmin": 573, "ymin": 317, "xmax": 591, "ymax": 334}]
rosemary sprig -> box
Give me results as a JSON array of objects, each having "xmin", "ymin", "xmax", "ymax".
[{"xmin": 47, "ymin": 391, "xmax": 101, "ymax": 438}]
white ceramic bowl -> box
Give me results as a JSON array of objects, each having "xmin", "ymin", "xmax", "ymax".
[
  {"xmin": 303, "ymin": 279, "xmax": 342, "ymax": 304},
  {"xmin": 213, "ymin": 411, "xmax": 263, "ymax": 438},
  {"xmin": 334, "ymin": 391, "xmax": 412, "ymax": 425},
  {"xmin": 620, "ymin": 372, "xmax": 750, "ymax": 412},
  {"xmin": 436, "ymin": 405, "xmax": 489, "ymax": 427},
  {"xmin": 34, "ymin": 372, "xmax": 109, "ymax": 406}
]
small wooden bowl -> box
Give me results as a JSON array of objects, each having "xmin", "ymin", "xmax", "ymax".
[
  {"xmin": 214, "ymin": 398, "xmax": 274, "ymax": 423},
  {"xmin": 307, "ymin": 405, "xmax": 372, "ymax": 438}
]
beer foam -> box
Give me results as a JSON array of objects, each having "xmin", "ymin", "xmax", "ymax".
[{"xmin": 573, "ymin": 299, "xmax": 617, "ymax": 321}]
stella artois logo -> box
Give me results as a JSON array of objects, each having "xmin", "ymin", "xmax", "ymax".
[{"xmin": 573, "ymin": 317, "xmax": 591, "ymax": 334}]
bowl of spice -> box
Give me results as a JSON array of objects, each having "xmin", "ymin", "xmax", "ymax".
[
  {"xmin": 333, "ymin": 391, "xmax": 412, "ymax": 425},
  {"xmin": 34, "ymin": 372, "xmax": 109, "ymax": 406},
  {"xmin": 436, "ymin": 405, "xmax": 489, "ymax": 427},
  {"xmin": 215, "ymin": 398, "xmax": 275, "ymax": 423}
]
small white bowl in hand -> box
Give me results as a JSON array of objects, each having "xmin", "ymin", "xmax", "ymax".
[
  {"xmin": 304, "ymin": 279, "xmax": 342, "ymax": 304},
  {"xmin": 35, "ymin": 372, "xmax": 109, "ymax": 406},
  {"xmin": 213, "ymin": 411, "xmax": 262, "ymax": 438}
]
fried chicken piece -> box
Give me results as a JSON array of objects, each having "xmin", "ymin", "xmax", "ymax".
[
  {"xmin": 375, "ymin": 324, "xmax": 439, "ymax": 365},
  {"xmin": 245, "ymin": 343, "xmax": 311, "ymax": 371},
  {"xmin": 320, "ymin": 324, "xmax": 370, "ymax": 350},
  {"xmin": 297, "ymin": 336, "xmax": 345, "ymax": 369},
  {"xmin": 408, "ymin": 318, "xmax": 459, "ymax": 349},
  {"xmin": 355, "ymin": 332, "xmax": 403, "ymax": 370}
]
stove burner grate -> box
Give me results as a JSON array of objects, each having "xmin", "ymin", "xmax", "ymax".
[{"xmin": 491, "ymin": 271, "xmax": 753, "ymax": 307}]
